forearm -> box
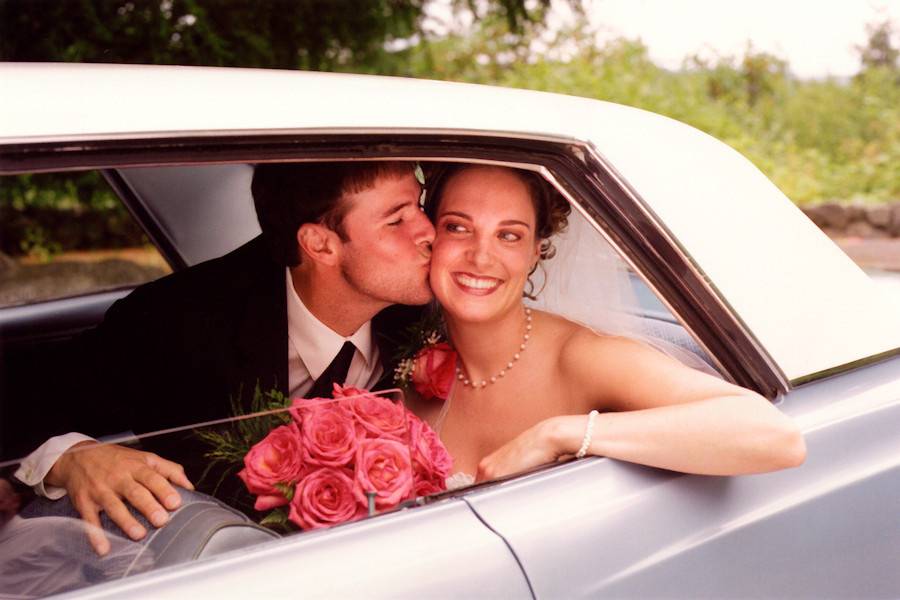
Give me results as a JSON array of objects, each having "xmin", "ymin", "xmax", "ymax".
[{"xmin": 547, "ymin": 395, "xmax": 806, "ymax": 475}]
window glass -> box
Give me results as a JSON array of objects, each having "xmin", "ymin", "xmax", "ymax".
[
  {"xmin": 0, "ymin": 389, "xmax": 451, "ymax": 596},
  {"xmin": 117, "ymin": 165, "xmax": 260, "ymax": 267},
  {"xmin": 0, "ymin": 172, "xmax": 170, "ymax": 308}
]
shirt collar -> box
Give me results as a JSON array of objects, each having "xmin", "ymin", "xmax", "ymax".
[{"xmin": 285, "ymin": 269, "xmax": 375, "ymax": 379}]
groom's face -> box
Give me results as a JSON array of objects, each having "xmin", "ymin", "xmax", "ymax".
[{"xmin": 337, "ymin": 171, "xmax": 435, "ymax": 306}]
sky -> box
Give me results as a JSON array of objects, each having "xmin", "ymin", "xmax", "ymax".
[{"xmin": 563, "ymin": 0, "xmax": 900, "ymax": 78}]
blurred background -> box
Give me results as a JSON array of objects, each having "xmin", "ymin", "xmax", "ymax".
[{"xmin": 1, "ymin": 0, "xmax": 899, "ymax": 285}]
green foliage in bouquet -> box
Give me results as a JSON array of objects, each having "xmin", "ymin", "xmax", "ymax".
[{"xmin": 194, "ymin": 383, "xmax": 291, "ymax": 498}]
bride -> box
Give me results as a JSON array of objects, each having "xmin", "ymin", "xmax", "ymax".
[{"xmin": 410, "ymin": 163, "xmax": 806, "ymax": 483}]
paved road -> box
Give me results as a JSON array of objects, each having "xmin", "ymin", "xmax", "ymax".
[
  {"xmin": 630, "ymin": 236, "xmax": 900, "ymax": 315},
  {"xmin": 833, "ymin": 237, "xmax": 900, "ymax": 272},
  {"xmin": 830, "ymin": 237, "xmax": 900, "ymax": 304}
]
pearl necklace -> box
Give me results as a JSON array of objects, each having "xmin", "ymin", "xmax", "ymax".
[{"xmin": 456, "ymin": 307, "xmax": 533, "ymax": 389}]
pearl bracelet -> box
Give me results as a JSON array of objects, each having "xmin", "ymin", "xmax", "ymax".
[{"xmin": 575, "ymin": 410, "xmax": 599, "ymax": 459}]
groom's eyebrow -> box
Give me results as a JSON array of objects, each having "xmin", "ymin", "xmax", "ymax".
[{"xmin": 380, "ymin": 200, "xmax": 413, "ymax": 219}]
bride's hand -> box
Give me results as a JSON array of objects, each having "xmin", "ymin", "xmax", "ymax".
[{"xmin": 476, "ymin": 417, "xmax": 573, "ymax": 482}]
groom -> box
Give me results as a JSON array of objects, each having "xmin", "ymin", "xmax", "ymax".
[{"xmin": 14, "ymin": 161, "xmax": 435, "ymax": 554}]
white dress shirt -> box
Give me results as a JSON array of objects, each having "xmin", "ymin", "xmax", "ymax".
[
  {"xmin": 15, "ymin": 268, "xmax": 382, "ymax": 498},
  {"xmin": 285, "ymin": 269, "xmax": 382, "ymax": 397}
]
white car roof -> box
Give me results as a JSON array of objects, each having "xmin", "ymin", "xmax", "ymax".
[{"xmin": 2, "ymin": 63, "xmax": 898, "ymax": 383}]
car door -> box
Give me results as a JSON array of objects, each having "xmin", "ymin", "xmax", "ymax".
[
  {"xmin": 462, "ymin": 357, "xmax": 900, "ymax": 598},
  {"xmin": 69, "ymin": 495, "xmax": 533, "ymax": 599}
]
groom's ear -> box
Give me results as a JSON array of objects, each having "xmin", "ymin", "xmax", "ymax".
[{"xmin": 297, "ymin": 223, "xmax": 341, "ymax": 266}]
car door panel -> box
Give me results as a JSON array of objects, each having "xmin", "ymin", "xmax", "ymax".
[
  {"xmin": 0, "ymin": 289, "xmax": 128, "ymax": 345},
  {"xmin": 464, "ymin": 357, "xmax": 900, "ymax": 598},
  {"xmin": 71, "ymin": 500, "xmax": 533, "ymax": 599}
]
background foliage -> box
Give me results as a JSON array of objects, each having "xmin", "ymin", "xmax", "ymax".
[
  {"xmin": 1, "ymin": 1, "xmax": 898, "ymax": 257},
  {"xmin": 386, "ymin": 15, "xmax": 900, "ymax": 206}
]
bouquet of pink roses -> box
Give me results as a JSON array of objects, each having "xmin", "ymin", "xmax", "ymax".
[{"xmin": 235, "ymin": 384, "xmax": 452, "ymax": 530}]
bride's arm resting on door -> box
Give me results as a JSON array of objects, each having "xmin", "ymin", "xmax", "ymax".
[{"xmin": 476, "ymin": 331, "xmax": 807, "ymax": 481}]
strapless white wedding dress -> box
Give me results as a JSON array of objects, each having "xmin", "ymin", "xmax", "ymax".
[{"xmin": 444, "ymin": 472, "xmax": 475, "ymax": 491}]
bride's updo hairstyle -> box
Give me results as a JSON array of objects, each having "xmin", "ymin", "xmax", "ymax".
[
  {"xmin": 424, "ymin": 163, "xmax": 571, "ymax": 299},
  {"xmin": 424, "ymin": 164, "xmax": 571, "ymax": 261}
]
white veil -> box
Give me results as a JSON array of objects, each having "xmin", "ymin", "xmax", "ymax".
[{"xmin": 525, "ymin": 204, "xmax": 720, "ymax": 377}]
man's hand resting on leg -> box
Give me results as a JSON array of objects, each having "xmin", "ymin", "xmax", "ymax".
[{"xmin": 45, "ymin": 441, "xmax": 194, "ymax": 555}]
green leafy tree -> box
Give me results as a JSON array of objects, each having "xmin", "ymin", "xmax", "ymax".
[
  {"xmin": 399, "ymin": 16, "xmax": 899, "ymax": 206},
  {"xmin": 0, "ymin": 0, "xmax": 566, "ymax": 71},
  {"xmin": 857, "ymin": 19, "xmax": 899, "ymax": 72},
  {"xmin": 0, "ymin": 0, "xmax": 575, "ymax": 256}
]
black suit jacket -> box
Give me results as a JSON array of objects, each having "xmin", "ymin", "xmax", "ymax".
[{"xmin": 52, "ymin": 236, "xmax": 416, "ymax": 469}]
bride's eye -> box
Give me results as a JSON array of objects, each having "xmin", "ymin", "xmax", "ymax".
[
  {"xmin": 444, "ymin": 222, "xmax": 468, "ymax": 234},
  {"xmin": 499, "ymin": 230, "xmax": 522, "ymax": 242}
]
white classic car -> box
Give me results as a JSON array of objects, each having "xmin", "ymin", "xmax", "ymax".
[{"xmin": 1, "ymin": 63, "xmax": 899, "ymax": 599}]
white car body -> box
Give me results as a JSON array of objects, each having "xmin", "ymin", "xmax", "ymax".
[{"xmin": 1, "ymin": 63, "xmax": 899, "ymax": 599}]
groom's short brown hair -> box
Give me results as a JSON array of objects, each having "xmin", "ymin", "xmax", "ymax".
[{"xmin": 252, "ymin": 161, "xmax": 416, "ymax": 267}]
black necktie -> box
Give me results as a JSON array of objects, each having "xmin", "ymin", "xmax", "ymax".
[{"xmin": 306, "ymin": 341, "xmax": 356, "ymax": 398}]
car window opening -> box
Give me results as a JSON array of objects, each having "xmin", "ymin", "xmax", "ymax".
[{"xmin": 0, "ymin": 161, "xmax": 722, "ymax": 596}]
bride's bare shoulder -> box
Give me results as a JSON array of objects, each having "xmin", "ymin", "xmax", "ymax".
[
  {"xmin": 535, "ymin": 309, "xmax": 636, "ymax": 350},
  {"xmin": 532, "ymin": 309, "xmax": 582, "ymax": 336},
  {"xmin": 545, "ymin": 313, "xmax": 650, "ymax": 373}
]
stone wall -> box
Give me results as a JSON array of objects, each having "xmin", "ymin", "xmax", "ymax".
[{"xmin": 801, "ymin": 202, "xmax": 900, "ymax": 238}]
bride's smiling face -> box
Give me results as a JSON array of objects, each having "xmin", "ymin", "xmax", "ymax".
[{"xmin": 430, "ymin": 166, "xmax": 541, "ymax": 323}]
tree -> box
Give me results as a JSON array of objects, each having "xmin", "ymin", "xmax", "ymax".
[
  {"xmin": 857, "ymin": 19, "xmax": 899, "ymax": 72},
  {"xmin": 0, "ymin": 0, "xmax": 568, "ymax": 71}
]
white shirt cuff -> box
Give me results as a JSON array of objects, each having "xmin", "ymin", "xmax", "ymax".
[{"xmin": 13, "ymin": 433, "xmax": 95, "ymax": 499}]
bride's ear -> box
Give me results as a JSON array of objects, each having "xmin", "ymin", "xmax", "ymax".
[
  {"xmin": 297, "ymin": 223, "xmax": 341, "ymax": 266},
  {"xmin": 533, "ymin": 238, "xmax": 543, "ymax": 265}
]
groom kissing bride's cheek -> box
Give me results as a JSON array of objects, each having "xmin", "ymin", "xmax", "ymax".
[
  {"xmin": 15, "ymin": 161, "xmax": 436, "ymax": 554},
  {"xmin": 15, "ymin": 160, "xmax": 805, "ymax": 556}
]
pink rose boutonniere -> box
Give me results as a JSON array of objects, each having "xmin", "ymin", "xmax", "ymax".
[
  {"xmin": 411, "ymin": 342, "xmax": 456, "ymax": 401},
  {"xmin": 393, "ymin": 312, "xmax": 458, "ymax": 401}
]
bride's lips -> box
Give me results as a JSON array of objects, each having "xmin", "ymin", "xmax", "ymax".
[{"xmin": 452, "ymin": 272, "xmax": 502, "ymax": 295}]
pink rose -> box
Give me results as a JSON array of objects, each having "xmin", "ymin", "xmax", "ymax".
[
  {"xmin": 341, "ymin": 388, "xmax": 409, "ymax": 441},
  {"xmin": 354, "ymin": 439, "xmax": 414, "ymax": 508},
  {"xmin": 412, "ymin": 477, "xmax": 445, "ymax": 497},
  {"xmin": 288, "ymin": 394, "xmax": 344, "ymax": 423},
  {"xmin": 331, "ymin": 384, "xmax": 368, "ymax": 400},
  {"xmin": 291, "ymin": 399, "xmax": 358, "ymax": 467},
  {"xmin": 289, "ymin": 467, "xmax": 365, "ymax": 530},
  {"xmin": 237, "ymin": 423, "xmax": 306, "ymax": 511},
  {"xmin": 406, "ymin": 412, "xmax": 452, "ymax": 497},
  {"xmin": 411, "ymin": 343, "xmax": 456, "ymax": 400}
]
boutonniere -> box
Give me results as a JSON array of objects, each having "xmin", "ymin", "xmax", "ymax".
[{"xmin": 393, "ymin": 308, "xmax": 456, "ymax": 401}]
